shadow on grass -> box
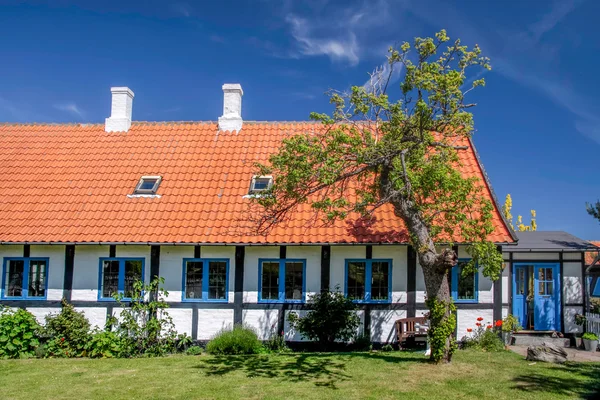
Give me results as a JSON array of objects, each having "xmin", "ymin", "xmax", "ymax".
[
  {"xmin": 512, "ymin": 362, "xmax": 600, "ymax": 399},
  {"xmin": 194, "ymin": 351, "xmax": 428, "ymax": 389}
]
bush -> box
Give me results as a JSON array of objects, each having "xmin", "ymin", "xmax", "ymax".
[
  {"xmin": 186, "ymin": 345, "xmax": 203, "ymax": 356},
  {"xmin": 43, "ymin": 299, "xmax": 91, "ymax": 357},
  {"xmin": 206, "ymin": 325, "xmax": 263, "ymax": 355},
  {"xmin": 591, "ymin": 298, "xmax": 600, "ymax": 314},
  {"xmin": 263, "ymin": 324, "xmax": 288, "ymax": 353},
  {"xmin": 461, "ymin": 317, "xmax": 505, "ymax": 352},
  {"xmin": 288, "ymin": 288, "xmax": 359, "ymax": 350},
  {"xmin": 86, "ymin": 330, "xmax": 123, "ymax": 358},
  {"xmin": 582, "ymin": 332, "xmax": 599, "ymax": 341},
  {"xmin": 381, "ymin": 344, "xmax": 394, "ymax": 352},
  {"xmin": 352, "ymin": 333, "xmax": 371, "ymax": 351},
  {"xmin": 0, "ymin": 307, "xmax": 40, "ymax": 359},
  {"xmin": 110, "ymin": 277, "xmax": 182, "ymax": 357}
]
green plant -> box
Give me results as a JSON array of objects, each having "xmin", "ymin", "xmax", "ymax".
[
  {"xmin": 264, "ymin": 325, "xmax": 288, "ymax": 353},
  {"xmin": 110, "ymin": 277, "xmax": 181, "ymax": 357},
  {"xmin": 185, "ymin": 345, "xmax": 203, "ymax": 356},
  {"xmin": 206, "ymin": 325, "xmax": 263, "ymax": 355},
  {"xmin": 501, "ymin": 314, "xmax": 522, "ymax": 332},
  {"xmin": 462, "ymin": 317, "xmax": 504, "ymax": 352},
  {"xmin": 85, "ymin": 330, "xmax": 123, "ymax": 358},
  {"xmin": 43, "ymin": 299, "xmax": 91, "ymax": 357},
  {"xmin": 591, "ymin": 298, "xmax": 600, "ymax": 314},
  {"xmin": 575, "ymin": 313, "xmax": 587, "ymax": 326},
  {"xmin": 427, "ymin": 298, "xmax": 457, "ymax": 361},
  {"xmin": 582, "ymin": 332, "xmax": 598, "ymax": 341},
  {"xmin": 0, "ymin": 307, "xmax": 40, "ymax": 359},
  {"xmin": 176, "ymin": 333, "xmax": 194, "ymax": 352},
  {"xmin": 381, "ymin": 344, "xmax": 394, "ymax": 352},
  {"xmin": 287, "ymin": 288, "xmax": 359, "ymax": 350},
  {"xmin": 352, "ymin": 333, "xmax": 371, "ymax": 351}
]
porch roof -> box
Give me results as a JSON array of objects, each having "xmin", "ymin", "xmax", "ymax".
[{"xmin": 509, "ymin": 231, "xmax": 597, "ymax": 253}]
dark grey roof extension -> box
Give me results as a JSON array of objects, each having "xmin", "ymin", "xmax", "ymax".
[{"xmin": 510, "ymin": 231, "xmax": 597, "ymax": 252}]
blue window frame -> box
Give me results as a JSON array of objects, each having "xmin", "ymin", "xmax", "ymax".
[
  {"xmin": 1, "ymin": 257, "xmax": 49, "ymax": 300},
  {"xmin": 258, "ymin": 259, "xmax": 306, "ymax": 303},
  {"xmin": 344, "ymin": 259, "xmax": 392, "ymax": 303},
  {"xmin": 182, "ymin": 258, "xmax": 230, "ymax": 302},
  {"xmin": 451, "ymin": 259, "xmax": 478, "ymax": 303},
  {"xmin": 98, "ymin": 258, "xmax": 144, "ymax": 301}
]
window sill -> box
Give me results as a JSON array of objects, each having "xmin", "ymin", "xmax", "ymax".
[
  {"xmin": 182, "ymin": 299, "xmax": 229, "ymax": 303},
  {"xmin": 453, "ymin": 299, "xmax": 479, "ymax": 304},
  {"xmin": 257, "ymin": 300, "xmax": 305, "ymax": 304},
  {"xmin": 0, "ymin": 296, "xmax": 47, "ymax": 301}
]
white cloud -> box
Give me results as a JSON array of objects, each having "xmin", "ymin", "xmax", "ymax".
[
  {"xmin": 286, "ymin": 15, "xmax": 360, "ymax": 65},
  {"xmin": 54, "ymin": 103, "xmax": 85, "ymax": 119},
  {"xmin": 363, "ymin": 59, "xmax": 403, "ymax": 93}
]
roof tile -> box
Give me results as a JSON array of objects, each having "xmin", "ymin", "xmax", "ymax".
[{"xmin": 0, "ymin": 122, "xmax": 514, "ymax": 244}]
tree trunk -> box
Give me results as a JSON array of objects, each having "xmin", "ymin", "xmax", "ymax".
[{"xmin": 381, "ymin": 167, "xmax": 457, "ymax": 363}]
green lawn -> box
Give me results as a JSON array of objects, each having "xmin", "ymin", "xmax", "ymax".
[{"xmin": 0, "ymin": 349, "xmax": 599, "ymax": 400}]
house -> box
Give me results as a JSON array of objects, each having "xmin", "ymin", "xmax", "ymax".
[{"xmin": 0, "ymin": 84, "xmax": 593, "ymax": 343}]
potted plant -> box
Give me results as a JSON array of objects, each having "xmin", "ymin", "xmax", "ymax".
[
  {"xmin": 499, "ymin": 314, "xmax": 522, "ymax": 345},
  {"xmin": 582, "ymin": 332, "xmax": 598, "ymax": 352}
]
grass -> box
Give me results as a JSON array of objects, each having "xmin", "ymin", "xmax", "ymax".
[{"xmin": 1, "ymin": 349, "xmax": 599, "ymax": 399}]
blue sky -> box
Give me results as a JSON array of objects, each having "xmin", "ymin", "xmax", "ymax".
[{"xmin": 0, "ymin": 0, "xmax": 599, "ymax": 239}]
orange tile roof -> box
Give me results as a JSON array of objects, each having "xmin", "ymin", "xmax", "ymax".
[
  {"xmin": 586, "ymin": 241, "xmax": 600, "ymax": 265},
  {"xmin": 0, "ymin": 122, "xmax": 515, "ymax": 244}
]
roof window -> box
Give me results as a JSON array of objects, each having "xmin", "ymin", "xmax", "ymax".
[
  {"xmin": 134, "ymin": 176, "xmax": 162, "ymax": 194},
  {"xmin": 249, "ymin": 176, "xmax": 273, "ymax": 194}
]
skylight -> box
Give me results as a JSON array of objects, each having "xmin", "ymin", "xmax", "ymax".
[
  {"xmin": 249, "ymin": 176, "xmax": 273, "ymax": 194},
  {"xmin": 134, "ymin": 176, "xmax": 162, "ymax": 194}
]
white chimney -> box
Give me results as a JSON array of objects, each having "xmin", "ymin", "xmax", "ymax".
[
  {"xmin": 218, "ymin": 83, "xmax": 243, "ymax": 132},
  {"xmin": 105, "ymin": 87, "xmax": 134, "ymax": 133}
]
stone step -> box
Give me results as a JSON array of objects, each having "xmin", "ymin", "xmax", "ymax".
[{"xmin": 512, "ymin": 334, "xmax": 571, "ymax": 348}]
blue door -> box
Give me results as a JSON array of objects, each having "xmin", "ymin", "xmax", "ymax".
[
  {"xmin": 534, "ymin": 264, "xmax": 560, "ymax": 331},
  {"xmin": 513, "ymin": 266, "xmax": 528, "ymax": 329}
]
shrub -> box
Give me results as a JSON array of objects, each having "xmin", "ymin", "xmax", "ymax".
[
  {"xmin": 351, "ymin": 333, "xmax": 371, "ymax": 351},
  {"xmin": 263, "ymin": 324, "xmax": 288, "ymax": 353},
  {"xmin": 500, "ymin": 314, "xmax": 522, "ymax": 333},
  {"xmin": 186, "ymin": 345, "xmax": 203, "ymax": 356},
  {"xmin": 582, "ymin": 332, "xmax": 599, "ymax": 341},
  {"xmin": 206, "ymin": 325, "xmax": 263, "ymax": 355},
  {"xmin": 381, "ymin": 344, "xmax": 394, "ymax": 352},
  {"xmin": 43, "ymin": 299, "xmax": 91, "ymax": 357},
  {"xmin": 287, "ymin": 288, "xmax": 359, "ymax": 350},
  {"xmin": 86, "ymin": 330, "xmax": 123, "ymax": 358},
  {"xmin": 461, "ymin": 317, "xmax": 505, "ymax": 352},
  {"xmin": 591, "ymin": 298, "xmax": 600, "ymax": 314},
  {"xmin": 0, "ymin": 307, "xmax": 40, "ymax": 359},
  {"xmin": 110, "ymin": 277, "xmax": 182, "ymax": 357}
]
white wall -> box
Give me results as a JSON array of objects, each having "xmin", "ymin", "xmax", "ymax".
[
  {"xmin": 371, "ymin": 309, "xmax": 406, "ymax": 343},
  {"xmin": 197, "ymin": 309, "xmax": 234, "ymax": 340},
  {"xmin": 564, "ymin": 261, "xmax": 583, "ymax": 304},
  {"xmin": 160, "ymin": 246, "xmax": 193, "ymax": 302},
  {"xmin": 512, "ymin": 252, "xmax": 559, "ymax": 261},
  {"xmin": 457, "ymin": 309, "xmax": 494, "ymax": 340},
  {"xmin": 72, "ymin": 245, "xmax": 110, "ymax": 301},
  {"xmin": 564, "ymin": 306, "xmax": 584, "ymax": 334},
  {"xmin": 243, "ymin": 309, "xmax": 278, "ymax": 340}
]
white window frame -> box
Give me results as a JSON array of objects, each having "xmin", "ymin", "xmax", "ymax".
[
  {"xmin": 249, "ymin": 175, "xmax": 273, "ymax": 194},
  {"xmin": 134, "ymin": 175, "xmax": 162, "ymax": 194}
]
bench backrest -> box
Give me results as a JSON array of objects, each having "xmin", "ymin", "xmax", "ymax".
[{"xmin": 396, "ymin": 317, "xmax": 428, "ymax": 340}]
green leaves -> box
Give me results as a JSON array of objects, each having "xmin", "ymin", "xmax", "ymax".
[{"xmin": 0, "ymin": 307, "xmax": 40, "ymax": 359}]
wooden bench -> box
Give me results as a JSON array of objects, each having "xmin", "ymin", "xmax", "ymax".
[{"xmin": 395, "ymin": 317, "xmax": 428, "ymax": 348}]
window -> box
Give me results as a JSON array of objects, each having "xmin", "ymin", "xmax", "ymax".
[
  {"xmin": 99, "ymin": 258, "xmax": 144, "ymax": 300},
  {"xmin": 134, "ymin": 175, "xmax": 162, "ymax": 194},
  {"xmin": 451, "ymin": 260, "xmax": 478, "ymax": 303},
  {"xmin": 183, "ymin": 259, "xmax": 229, "ymax": 301},
  {"xmin": 249, "ymin": 176, "xmax": 273, "ymax": 194},
  {"xmin": 2, "ymin": 258, "xmax": 48, "ymax": 300},
  {"xmin": 258, "ymin": 259, "xmax": 305, "ymax": 302},
  {"xmin": 345, "ymin": 259, "xmax": 392, "ymax": 302}
]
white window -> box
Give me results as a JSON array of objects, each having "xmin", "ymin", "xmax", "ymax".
[
  {"xmin": 134, "ymin": 176, "xmax": 162, "ymax": 194},
  {"xmin": 249, "ymin": 176, "xmax": 273, "ymax": 194}
]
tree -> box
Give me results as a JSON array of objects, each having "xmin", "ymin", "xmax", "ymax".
[
  {"xmin": 252, "ymin": 30, "xmax": 503, "ymax": 363},
  {"xmin": 502, "ymin": 194, "xmax": 537, "ymax": 231},
  {"xmin": 586, "ymin": 201, "xmax": 600, "ymax": 223}
]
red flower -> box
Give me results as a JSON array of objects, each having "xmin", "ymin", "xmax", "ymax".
[
  {"xmin": 475, "ymin": 322, "xmax": 481, "ymax": 327},
  {"xmin": 61, "ymin": 337, "xmax": 65, "ymax": 342},
  {"xmin": 477, "ymin": 317, "xmax": 484, "ymax": 322},
  {"xmin": 495, "ymin": 320, "xmax": 503, "ymax": 327},
  {"xmin": 466, "ymin": 328, "xmax": 473, "ymax": 333},
  {"xmin": 486, "ymin": 325, "xmax": 493, "ymax": 330},
  {"xmin": 281, "ymin": 330, "xmax": 284, "ymax": 336}
]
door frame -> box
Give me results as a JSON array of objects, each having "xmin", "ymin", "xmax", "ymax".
[{"xmin": 512, "ymin": 262, "xmax": 561, "ymax": 331}]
